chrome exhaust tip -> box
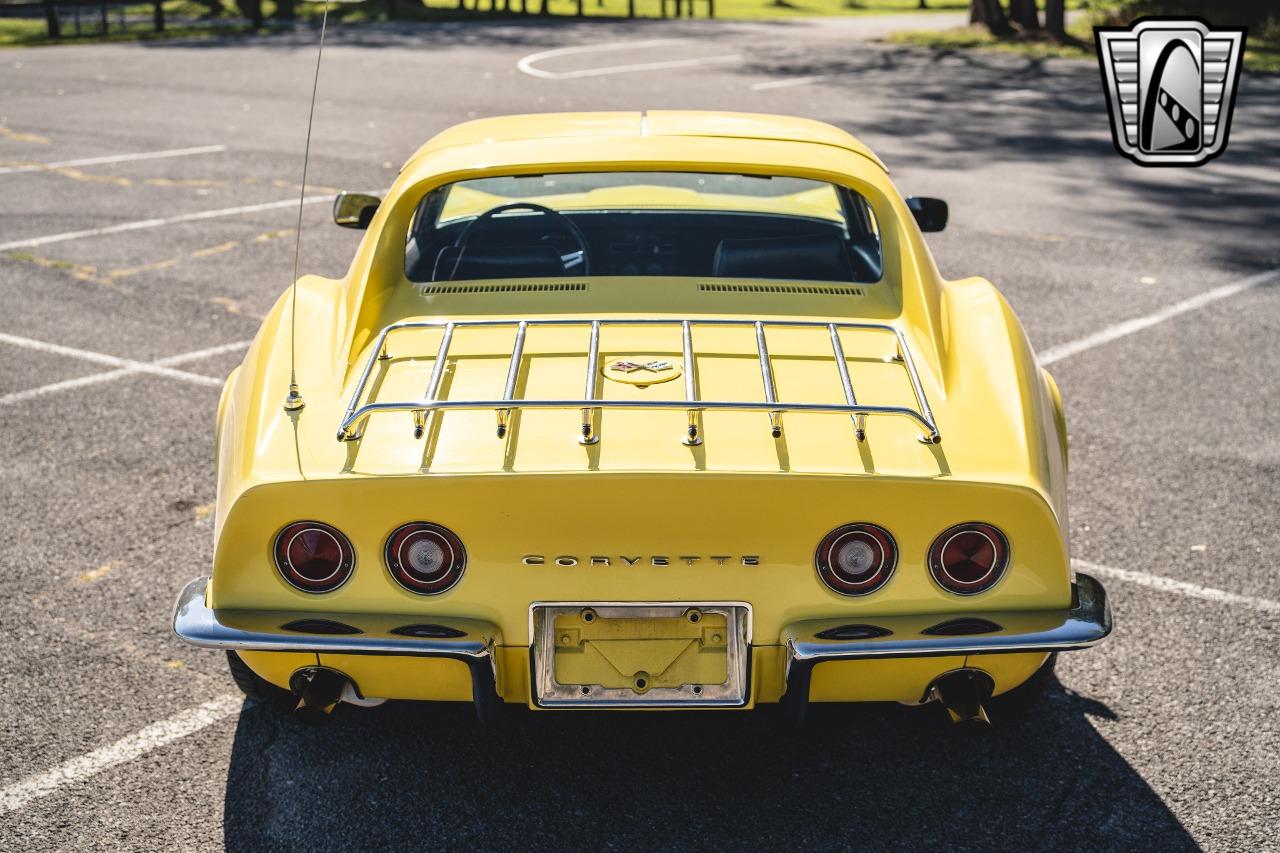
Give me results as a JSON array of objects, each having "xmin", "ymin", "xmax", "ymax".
[
  {"xmin": 929, "ymin": 669, "xmax": 995, "ymax": 726},
  {"xmin": 289, "ymin": 668, "xmax": 350, "ymax": 725}
]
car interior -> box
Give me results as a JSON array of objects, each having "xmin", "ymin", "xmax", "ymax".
[{"xmin": 402, "ymin": 174, "xmax": 885, "ymax": 285}]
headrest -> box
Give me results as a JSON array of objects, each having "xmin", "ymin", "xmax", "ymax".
[{"xmin": 712, "ymin": 234, "xmax": 855, "ymax": 282}]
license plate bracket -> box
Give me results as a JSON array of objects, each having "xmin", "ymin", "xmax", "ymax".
[{"xmin": 530, "ymin": 603, "xmax": 751, "ymax": 707}]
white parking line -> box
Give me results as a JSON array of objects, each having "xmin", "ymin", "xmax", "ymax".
[
  {"xmin": 517, "ymin": 39, "xmax": 741, "ymax": 80},
  {"xmin": 1039, "ymin": 266, "xmax": 1280, "ymax": 365},
  {"xmin": 749, "ymin": 75, "xmax": 830, "ymax": 91},
  {"xmin": 1075, "ymin": 559, "xmax": 1280, "ymax": 613},
  {"xmin": 0, "ymin": 333, "xmax": 237, "ymax": 389},
  {"xmin": 992, "ymin": 88, "xmax": 1040, "ymax": 102},
  {"xmin": 0, "ymin": 340, "xmax": 250, "ymax": 406},
  {"xmin": 0, "ymin": 194, "xmax": 335, "ymax": 252},
  {"xmin": 0, "ymin": 144, "xmax": 227, "ymax": 176},
  {"xmin": 1, "ymin": 196, "xmax": 1276, "ymax": 817},
  {"xmin": 0, "ymin": 694, "xmax": 241, "ymax": 815}
]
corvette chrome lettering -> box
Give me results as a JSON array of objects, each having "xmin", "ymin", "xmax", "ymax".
[{"xmin": 522, "ymin": 555, "xmax": 760, "ymax": 566}]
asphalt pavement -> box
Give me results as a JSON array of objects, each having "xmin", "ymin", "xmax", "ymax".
[{"xmin": 1, "ymin": 13, "xmax": 1277, "ymax": 851}]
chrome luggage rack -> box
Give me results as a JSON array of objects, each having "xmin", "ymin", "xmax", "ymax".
[{"xmin": 336, "ymin": 318, "xmax": 942, "ymax": 446}]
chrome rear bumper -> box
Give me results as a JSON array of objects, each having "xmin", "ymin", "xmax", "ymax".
[
  {"xmin": 778, "ymin": 572, "xmax": 1112, "ymax": 718},
  {"xmin": 173, "ymin": 573, "xmax": 1110, "ymax": 720},
  {"xmin": 172, "ymin": 577, "xmax": 503, "ymax": 720}
]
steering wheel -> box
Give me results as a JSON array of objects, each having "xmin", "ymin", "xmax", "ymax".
[{"xmin": 452, "ymin": 202, "xmax": 591, "ymax": 276}]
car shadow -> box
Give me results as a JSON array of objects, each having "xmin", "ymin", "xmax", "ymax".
[{"xmin": 222, "ymin": 673, "xmax": 1196, "ymax": 850}]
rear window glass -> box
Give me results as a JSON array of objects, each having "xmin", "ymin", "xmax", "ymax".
[{"xmin": 404, "ymin": 171, "xmax": 881, "ymax": 284}]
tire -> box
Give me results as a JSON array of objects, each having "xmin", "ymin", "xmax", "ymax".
[
  {"xmin": 225, "ymin": 650, "xmax": 293, "ymax": 707},
  {"xmin": 992, "ymin": 652, "xmax": 1058, "ymax": 713}
]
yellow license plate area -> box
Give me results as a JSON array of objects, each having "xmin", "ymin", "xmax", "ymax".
[
  {"xmin": 532, "ymin": 604, "xmax": 750, "ymax": 707},
  {"xmin": 551, "ymin": 608, "xmax": 729, "ymax": 693}
]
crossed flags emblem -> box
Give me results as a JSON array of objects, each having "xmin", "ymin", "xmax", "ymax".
[{"xmin": 609, "ymin": 360, "xmax": 674, "ymax": 374}]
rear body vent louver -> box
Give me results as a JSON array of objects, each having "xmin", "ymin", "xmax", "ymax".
[
  {"xmin": 421, "ymin": 282, "xmax": 588, "ymax": 295},
  {"xmin": 699, "ymin": 282, "xmax": 865, "ymax": 296}
]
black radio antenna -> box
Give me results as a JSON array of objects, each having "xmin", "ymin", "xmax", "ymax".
[{"xmin": 283, "ymin": 0, "xmax": 332, "ymax": 413}]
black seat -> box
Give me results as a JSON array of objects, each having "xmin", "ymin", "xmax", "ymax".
[
  {"xmin": 433, "ymin": 245, "xmax": 565, "ymax": 282},
  {"xmin": 711, "ymin": 233, "xmax": 857, "ymax": 283}
]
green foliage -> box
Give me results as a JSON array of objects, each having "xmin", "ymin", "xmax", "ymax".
[
  {"xmin": 890, "ymin": 5, "xmax": 1280, "ymax": 73},
  {"xmin": 1089, "ymin": 1, "xmax": 1276, "ymax": 30},
  {"xmin": 888, "ymin": 17, "xmax": 1097, "ymax": 58}
]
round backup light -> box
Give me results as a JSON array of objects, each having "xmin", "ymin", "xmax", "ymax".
[
  {"xmin": 816, "ymin": 523, "xmax": 897, "ymax": 595},
  {"xmin": 385, "ymin": 522, "xmax": 466, "ymax": 594},
  {"xmin": 928, "ymin": 522, "xmax": 1010, "ymax": 595},
  {"xmin": 273, "ymin": 522, "xmax": 355, "ymax": 593}
]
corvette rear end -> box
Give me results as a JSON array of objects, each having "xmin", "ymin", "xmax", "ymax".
[{"xmin": 173, "ymin": 111, "xmax": 1110, "ymax": 725}]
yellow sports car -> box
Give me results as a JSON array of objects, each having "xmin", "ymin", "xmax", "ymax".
[{"xmin": 173, "ymin": 111, "xmax": 1111, "ymax": 725}]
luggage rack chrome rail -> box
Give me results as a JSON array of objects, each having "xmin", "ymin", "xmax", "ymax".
[{"xmin": 336, "ymin": 318, "xmax": 941, "ymax": 446}]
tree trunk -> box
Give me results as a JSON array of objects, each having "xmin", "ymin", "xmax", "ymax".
[
  {"xmin": 1044, "ymin": 0, "xmax": 1065, "ymax": 39},
  {"xmin": 969, "ymin": 0, "xmax": 1011, "ymax": 36},
  {"xmin": 236, "ymin": 0, "xmax": 263, "ymax": 27},
  {"xmin": 153, "ymin": 0, "xmax": 164, "ymax": 30},
  {"xmin": 274, "ymin": 0, "xmax": 295, "ymax": 19},
  {"xmin": 43, "ymin": 0, "xmax": 61, "ymax": 37},
  {"xmin": 1009, "ymin": 0, "xmax": 1038, "ymax": 30}
]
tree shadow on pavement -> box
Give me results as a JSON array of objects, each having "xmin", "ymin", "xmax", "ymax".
[
  {"xmin": 222, "ymin": 673, "xmax": 1196, "ymax": 850},
  {"xmin": 738, "ymin": 44, "xmax": 1280, "ymax": 271}
]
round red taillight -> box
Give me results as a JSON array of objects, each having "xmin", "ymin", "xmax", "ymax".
[
  {"xmin": 385, "ymin": 522, "xmax": 466, "ymax": 595},
  {"xmin": 274, "ymin": 522, "xmax": 355, "ymax": 593},
  {"xmin": 816, "ymin": 523, "xmax": 897, "ymax": 595},
  {"xmin": 928, "ymin": 522, "xmax": 1009, "ymax": 595}
]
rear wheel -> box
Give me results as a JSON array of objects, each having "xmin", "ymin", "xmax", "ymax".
[
  {"xmin": 992, "ymin": 652, "xmax": 1058, "ymax": 713},
  {"xmin": 226, "ymin": 651, "xmax": 293, "ymax": 707}
]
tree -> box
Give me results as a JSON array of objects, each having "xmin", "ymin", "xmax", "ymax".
[
  {"xmin": 43, "ymin": 0, "xmax": 60, "ymax": 38},
  {"xmin": 969, "ymin": 0, "xmax": 1011, "ymax": 36},
  {"xmin": 1045, "ymin": 0, "xmax": 1065, "ymax": 40},
  {"xmin": 235, "ymin": 0, "xmax": 263, "ymax": 27},
  {"xmin": 1009, "ymin": 0, "xmax": 1039, "ymax": 30}
]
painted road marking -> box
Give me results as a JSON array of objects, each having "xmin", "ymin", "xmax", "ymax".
[
  {"xmin": 0, "ymin": 694, "xmax": 242, "ymax": 815},
  {"xmin": 992, "ymin": 88, "xmax": 1040, "ymax": 102},
  {"xmin": 1075, "ymin": 559, "xmax": 1280, "ymax": 613},
  {"xmin": 517, "ymin": 39, "xmax": 741, "ymax": 80},
  {"xmin": 0, "ymin": 333, "xmax": 238, "ymax": 390},
  {"xmin": 0, "ymin": 194, "xmax": 334, "ymax": 252},
  {"xmin": 0, "ymin": 144, "xmax": 227, "ymax": 176},
  {"xmin": 0, "ymin": 340, "xmax": 250, "ymax": 406},
  {"xmin": 1039, "ymin": 266, "xmax": 1280, "ymax": 365},
  {"xmin": 750, "ymin": 75, "xmax": 830, "ymax": 91},
  {"xmin": 0, "ymin": 203, "xmax": 1275, "ymax": 817}
]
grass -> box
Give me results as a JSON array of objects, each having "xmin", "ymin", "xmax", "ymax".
[
  {"xmin": 6, "ymin": 0, "xmax": 1271, "ymax": 71},
  {"xmin": 1243, "ymin": 37, "xmax": 1280, "ymax": 74},
  {"xmin": 887, "ymin": 18, "xmax": 1280, "ymax": 73},
  {"xmin": 266, "ymin": 0, "xmax": 974, "ymax": 22},
  {"xmin": 887, "ymin": 18, "xmax": 1097, "ymax": 61},
  {"xmin": 0, "ymin": 1, "xmax": 256, "ymax": 47},
  {"xmin": 0, "ymin": 0, "xmax": 970, "ymax": 48}
]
